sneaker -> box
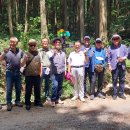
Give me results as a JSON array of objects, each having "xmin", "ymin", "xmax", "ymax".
[
  {"xmin": 90, "ymin": 95, "xmax": 95, "ymax": 100},
  {"xmin": 0, "ymin": 104, "xmax": 2, "ymax": 109},
  {"xmin": 80, "ymin": 97, "xmax": 85, "ymax": 102},
  {"xmin": 51, "ymin": 101, "xmax": 56, "ymax": 107},
  {"xmin": 118, "ymin": 94, "xmax": 126, "ymax": 100},
  {"xmin": 112, "ymin": 95, "xmax": 117, "ymax": 100},
  {"xmin": 7, "ymin": 103, "xmax": 12, "ymax": 111},
  {"xmin": 15, "ymin": 102, "xmax": 23, "ymax": 107},
  {"xmin": 34, "ymin": 103, "xmax": 43, "ymax": 107},
  {"xmin": 97, "ymin": 93, "xmax": 105, "ymax": 99},
  {"xmin": 71, "ymin": 96, "xmax": 78, "ymax": 101},
  {"xmin": 55, "ymin": 99, "xmax": 64, "ymax": 104},
  {"xmin": 26, "ymin": 105, "xmax": 31, "ymax": 110}
]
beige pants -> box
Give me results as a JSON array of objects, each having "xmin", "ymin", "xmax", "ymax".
[{"xmin": 71, "ymin": 67, "xmax": 84, "ymax": 98}]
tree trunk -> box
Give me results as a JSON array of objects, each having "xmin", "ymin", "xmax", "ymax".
[
  {"xmin": 99, "ymin": 0, "xmax": 108, "ymax": 42},
  {"xmin": 95, "ymin": 0, "xmax": 99, "ymax": 38},
  {"xmin": 63, "ymin": 0, "xmax": 68, "ymax": 30},
  {"xmin": 79, "ymin": 0, "xmax": 84, "ymax": 42},
  {"xmin": 7, "ymin": 0, "xmax": 13, "ymax": 36},
  {"xmin": 24, "ymin": 0, "xmax": 28, "ymax": 33},
  {"xmin": 40, "ymin": 0, "xmax": 48, "ymax": 38}
]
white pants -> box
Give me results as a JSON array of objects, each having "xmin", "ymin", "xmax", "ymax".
[{"xmin": 71, "ymin": 67, "xmax": 84, "ymax": 98}]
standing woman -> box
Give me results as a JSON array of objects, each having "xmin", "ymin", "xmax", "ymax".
[{"xmin": 21, "ymin": 39, "xmax": 43, "ymax": 110}]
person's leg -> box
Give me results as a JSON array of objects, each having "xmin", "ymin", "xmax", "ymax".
[
  {"xmin": 44, "ymin": 73, "xmax": 50, "ymax": 98},
  {"xmin": 51, "ymin": 74, "xmax": 58, "ymax": 102},
  {"xmin": 71, "ymin": 68, "xmax": 79, "ymax": 99},
  {"xmin": 6, "ymin": 70, "xmax": 14, "ymax": 111},
  {"xmin": 56, "ymin": 73, "xmax": 64, "ymax": 102},
  {"xmin": 25, "ymin": 76, "xmax": 33, "ymax": 106},
  {"xmin": 34, "ymin": 76, "xmax": 42, "ymax": 106},
  {"xmin": 78, "ymin": 67, "xmax": 85, "ymax": 102},
  {"xmin": 119, "ymin": 66, "xmax": 126, "ymax": 99},
  {"xmin": 14, "ymin": 71, "xmax": 22, "ymax": 105},
  {"xmin": 112, "ymin": 68, "xmax": 119, "ymax": 97},
  {"xmin": 97, "ymin": 70, "xmax": 105, "ymax": 99},
  {"xmin": 84, "ymin": 67, "xmax": 88, "ymax": 96},
  {"xmin": 97, "ymin": 70, "xmax": 104, "ymax": 93},
  {"xmin": 90, "ymin": 72, "xmax": 97, "ymax": 95}
]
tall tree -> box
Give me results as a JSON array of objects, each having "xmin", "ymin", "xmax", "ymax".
[
  {"xmin": 79, "ymin": 0, "xmax": 85, "ymax": 41},
  {"xmin": 40, "ymin": 0, "xmax": 48, "ymax": 38},
  {"xmin": 96, "ymin": 0, "xmax": 108, "ymax": 42},
  {"xmin": 24, "ymin": 0, "xmax": 29, "ymax": 33},
  {"xmin": 7, "ymin": 0, "xmax": 13, "ymax": 36}
]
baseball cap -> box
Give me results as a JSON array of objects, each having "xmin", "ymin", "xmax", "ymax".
[
  {"xmin": 84, "ymin": 36, "xmax": 90, "ymax": 40},
  {"xmin": 96, "ymin": 38, "xmax": 102, "ymax": 43}
]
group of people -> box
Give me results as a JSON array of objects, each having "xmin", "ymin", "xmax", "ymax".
[{"xmin": 0, "ymin": 34, "xmax": 128, "ymax": 111}]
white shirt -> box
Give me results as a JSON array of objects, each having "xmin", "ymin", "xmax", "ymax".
[{"xmin": 68, "ymin": 51, "xmax": 85, "ymax": 66}]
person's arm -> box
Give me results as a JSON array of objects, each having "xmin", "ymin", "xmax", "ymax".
[
  {"xmin": 107, "ymin": 47, "xmax": 112, "ymax": 71},
  {"xmin": 20, "ymin": 54, "xmax": 28, "ymax": 67},
  {"xmin": 67, "ymin": 54, "xmax": 71, "ymax": 73}
]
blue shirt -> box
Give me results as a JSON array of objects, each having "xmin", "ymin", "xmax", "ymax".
[
  {"xmin": 91, "ymin": 47, "xmax": 107, "ymax": 72},
  {"xmin": 81, "ymin": 45, "xmax": 92, "ymax": 68}
]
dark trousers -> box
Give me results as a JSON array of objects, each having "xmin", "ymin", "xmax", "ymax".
[
  {"xmin": 41, "ymin": 68, "xmax": 50, "ymax": 98},
  {"xmin": 51, "ymin": 73, "xmax": 64, "ymax": 102},
  {"xmin": 25, "ymin": 76, "xmax": 41, "ymax": 105},
  {"xmin": 84, "ymin": 67, "xmax": 92, "ymax": 95},
  {"xmin": 6, "ymin": 70, "xmax": 21, "ymax": 104},
  {"xmin": 90, "ymin": 70, "xmax": 104, "ymax": 95},
  {"xmin": 112, "ymin": 65, "xmax": 126, "ymax": 95}
]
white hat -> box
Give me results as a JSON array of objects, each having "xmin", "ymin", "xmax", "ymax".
[
  {"xmin": 111, "ymin": 34, "xmax": 122, "ymax": 41},
  {"xmin": 96, "ymin": 38, "xmax": 102, "ymax": 43},
  {"xmin": 28, "ymin": 39, "xmax": 37, "ymax": 44}
]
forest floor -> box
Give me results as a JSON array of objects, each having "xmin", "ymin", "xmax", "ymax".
[{"xmin": 0, "ymin": 84, "xmax": 130, "ymax": 130}]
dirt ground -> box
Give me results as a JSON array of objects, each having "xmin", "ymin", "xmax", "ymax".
[{"xmin": 0, "ymin": 85, "xmax": 130, "ymax": 130}]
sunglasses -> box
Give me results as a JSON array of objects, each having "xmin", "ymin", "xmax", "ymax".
[
  {"xmin": 112, "ymin": 37, "xmax": 120, "ymax": 40},
  {"xmin": 96, "ymin": 41, "xmax": 102, "ymax": 43},
  {"xmin": 29, "ymin": 44, "xmax": 36, "ymax": 47}
]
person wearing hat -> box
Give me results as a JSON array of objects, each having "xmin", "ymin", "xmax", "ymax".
[
  {"xmin": 81, "ymin": 36, "xmax": 93, "ymax": 97},
  {"xmin": 38, "ymin": 38, "xmax": 51, "ymax": 102},
  {"xmin": 49, "ymin": 38, "xmax": 66, "ymax": 107},
  {"xmin": 89, "ymin": 38, "xmax": 107, "ymax": 100},
  {"xmin": 21, "ymin": 39, "xmax": 43, "ymax": 110},
  {"xmin": 0, "ymin": 36, "xmax": 24, "ymax": 111},
  {"xmin": 108, "ymin": 34, "xmax": 128, "ymax": 100}
]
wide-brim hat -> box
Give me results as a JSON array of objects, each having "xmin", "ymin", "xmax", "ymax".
[
  {"xmin": 111, "ymin": 34, "xmax": 122, "ymax": 41},
  {"xmin": 28, "ymin": 39, "xmax": 37, "ymax": 45},
  {"xmin": 52, "ymin": 37, "xmax": 62, "ymax": 44}
]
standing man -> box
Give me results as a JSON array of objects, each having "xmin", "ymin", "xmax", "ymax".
[
  {"xmin": 81, "ymin": 36, "xmax": 93, "ymax": 97},
  {"xmin": 38, "ymin": 38, "xmax": 51, "ymax": 101},
  {"xmin": 49, "ymin": 38, "xmax": 66, "ymax": 107},
  {"xmin": 108, "ymin": 34, "xmax": 127, "ymax": 100},
  {"xmin": 68, "ymin": 41, "xmax": 88, "ymax": 102},
  {"xmin": 21, "ymin": 39, "xmax": 43, "ymax": 110},
  {"xmin": 90, "ymin": 38, "xmax": 107, "ymax": 100},
  {"xmin": 0, "ymin": 37, "xmax": 23, "ymax": 111}
]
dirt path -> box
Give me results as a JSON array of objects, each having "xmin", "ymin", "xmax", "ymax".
[{"xmin": 0, "ymin": 86, "xmax": 130, "ymax": 130}]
